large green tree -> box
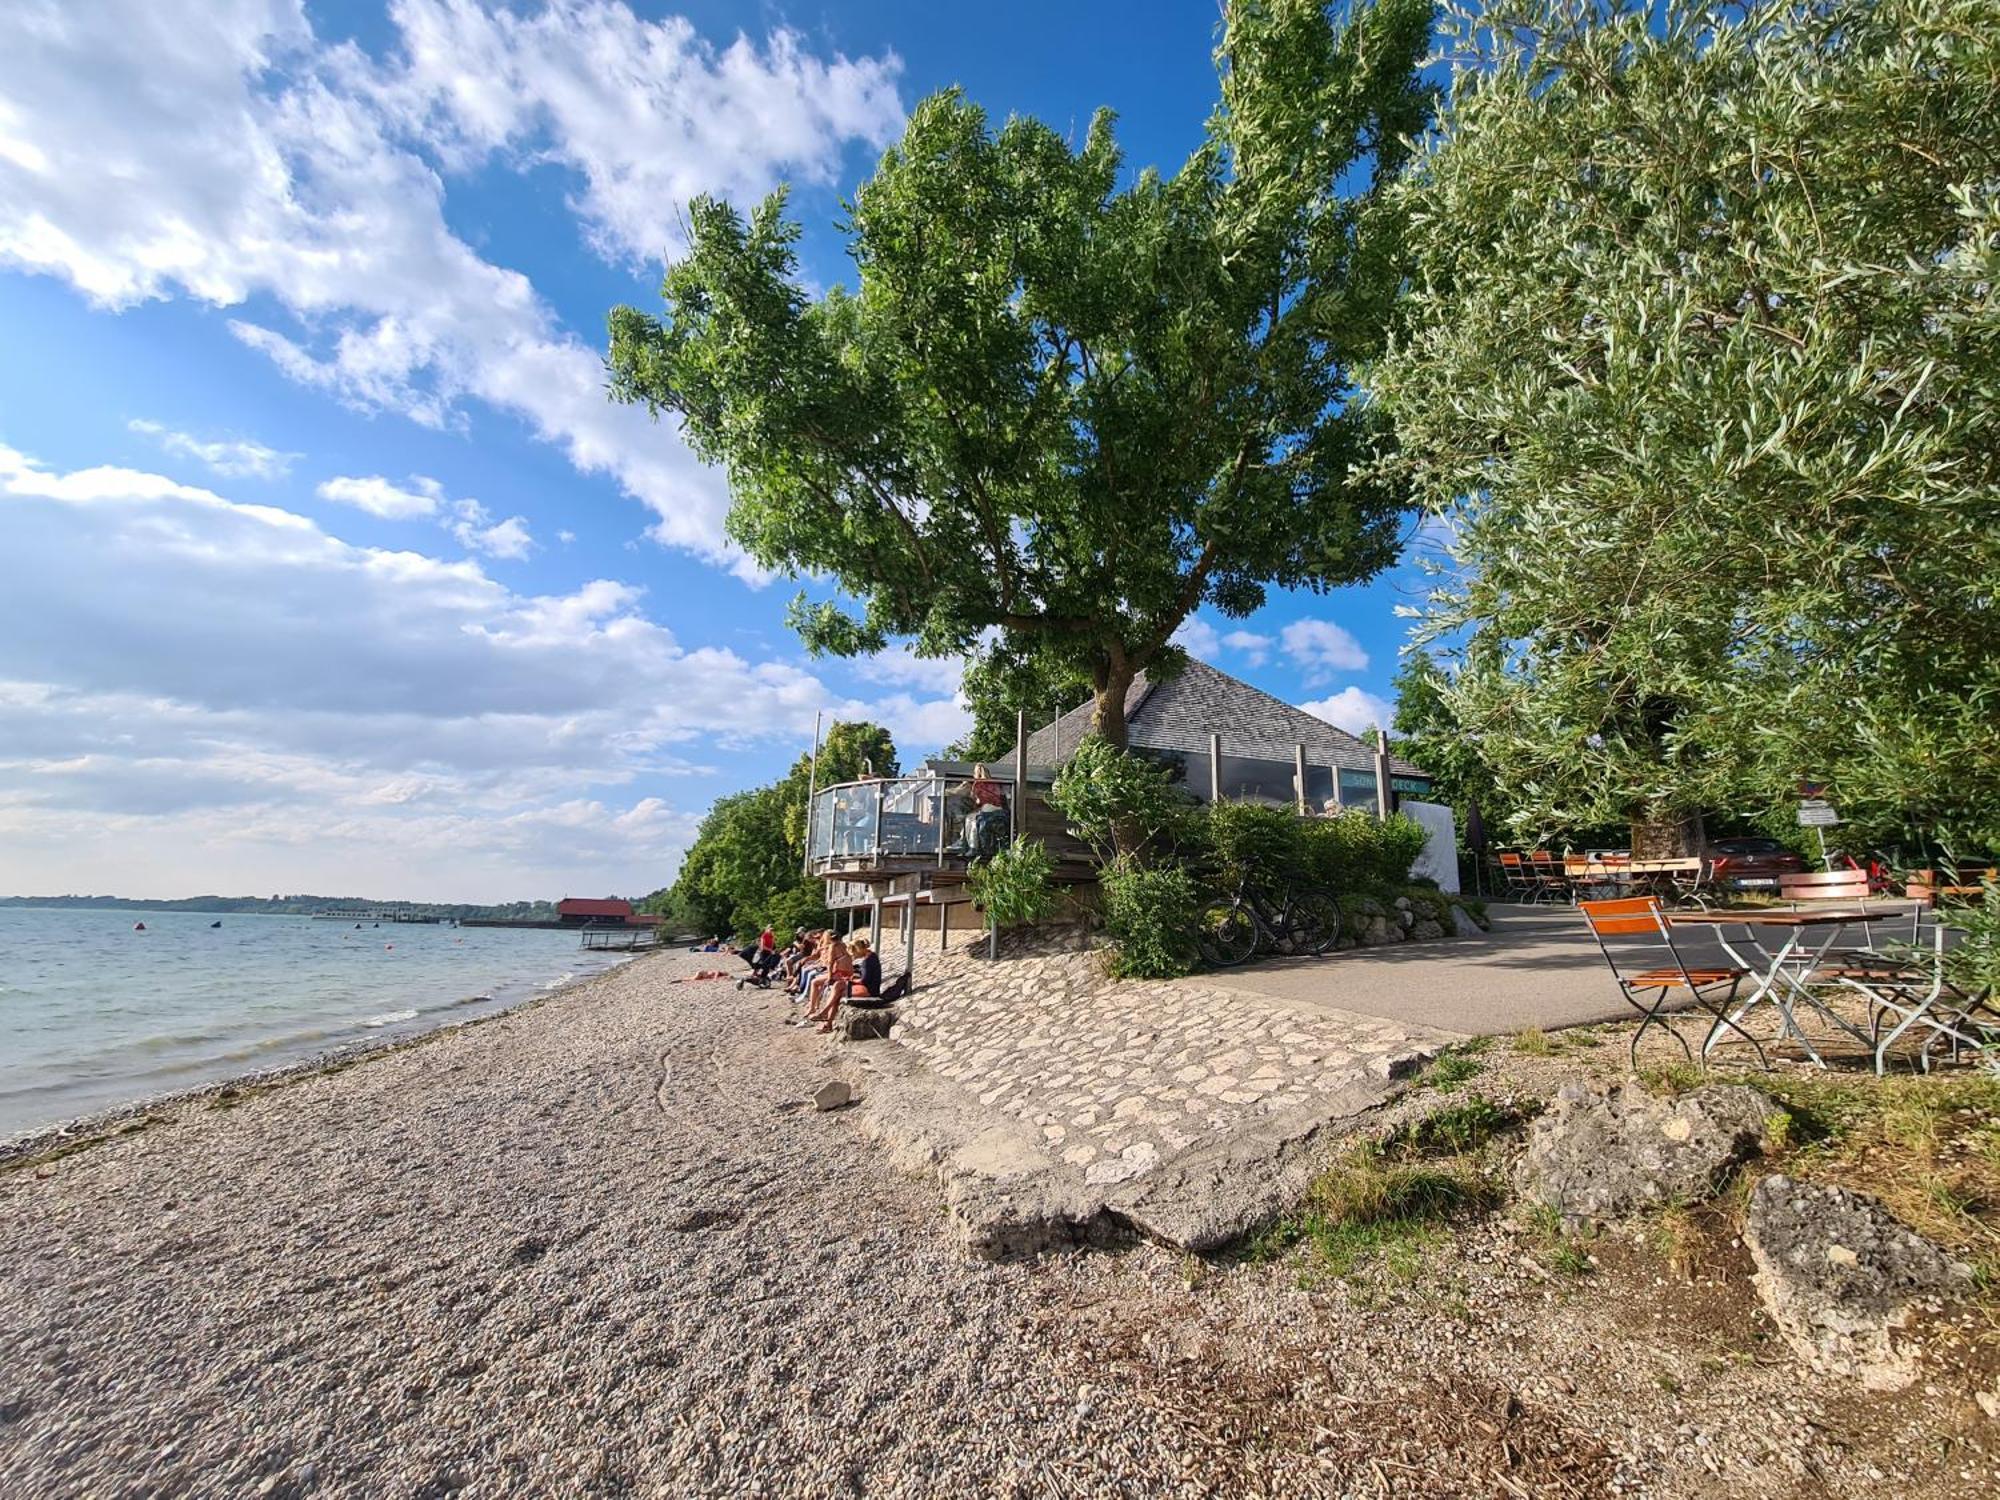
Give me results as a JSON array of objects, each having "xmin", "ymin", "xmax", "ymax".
[
  {"xmin": 608, "ymin": 0, "xmax": 1431, "ymax": 747},
  {"xmin": 1373, "ymin": 0, "xmax": 2000, "ymax": 855}
]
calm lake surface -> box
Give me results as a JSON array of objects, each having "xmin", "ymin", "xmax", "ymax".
[{"xmin": 0, "ymin": 908, "xmax": 633, "ymax": 1138}]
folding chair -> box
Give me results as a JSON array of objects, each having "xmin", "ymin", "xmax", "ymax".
[
  {"xmin": 1579, "ymin": 897, "xmax": 1764, "ymax": 1069},
  {"xmin": 1496, "ymin": 852, "xmax": 1537, "ymax": 903},
  {"xmin": 1780, "ymin": 871, "xmax": 1920, "ymax": 964},
  {"xmin": 1529, "ymin": 850, "xmax": 1569, "ymax": 905}
]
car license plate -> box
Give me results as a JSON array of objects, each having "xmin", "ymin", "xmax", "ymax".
[{"xmin": 1736, "ymin": 877, "xmax": 1778, "ymax": 888}]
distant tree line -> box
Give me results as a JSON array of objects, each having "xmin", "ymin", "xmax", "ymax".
[{"xmin": 0, "ymin": 895, "xmax": 567, "ymax": 920}]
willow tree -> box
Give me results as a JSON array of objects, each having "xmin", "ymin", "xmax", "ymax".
[
  {"xmin": 608, "ymin": 0, "xmax": 1430, "ymax": 746},
  {"xmin": 1374, "ymin": 0, "xmax": 2000, "ymax": 855}
]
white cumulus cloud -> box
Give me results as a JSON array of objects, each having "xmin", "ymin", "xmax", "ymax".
[
  {"xmin": 0, "ymin": 443, "xmax": 962, "ymax": 899},
  {"xmin": 448, "ymin": 497, "xmax": 534, "ymax": 559},
  {"xmin": 1299, "ymin": 686, "xmax": 1393, "ymax": 738},
  {"xmin": 128, "ymin": 419, "xmax": 297, "ymax": 479},
  {"xmin": 0, "ymin": 0, "xmax": 904, "ymax": 577},
  {"xmin": 1221, "ymin": 629, "xmax": 1274, "ymax": 667},
  {"xmin": 1281, "ymin": 618, "xmax": 1370, "ymax": 680},
  {"xmin": 317, "ymin": 473, "xmax": 444, "ymax": 519}
]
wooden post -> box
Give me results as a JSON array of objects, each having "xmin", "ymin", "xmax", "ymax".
[
  {"xmin": 1372, "ymin": 725, "xmax": 1392, "ymax": 822},
  {"xmin": 903, "ymin": 896, "xmax": 917, "ymax": 983},
  {"xmin": 938, "ymin": 899, "xmax": 949, "ymax": 951},
  {"xmin": 1013, "ymin": 708, "xmax": 1027, "ymax": 840},
  {"xmin": 1208, "ymin": 731, "xmax": 1223, "ymax": 804},
  {"xmin": 800, "ymin": 709, "xmax": 824, "ymax": 875},
  {"xmin": 869, "ymin": 895, "xmax": 883, "ymax": 951},
  {"xmin": 1294, "ymin": 742, "xmax": 1308, "ymax": 816}
]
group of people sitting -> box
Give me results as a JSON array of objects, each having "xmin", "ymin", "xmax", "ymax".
[{"xmin": 738, "ymin": 925, "xmax": 882, "ymax": 1033}]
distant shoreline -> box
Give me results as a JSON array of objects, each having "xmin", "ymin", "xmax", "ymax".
[{"xmin": 0, "ymin": 947, "xmax": 661, "ymax": 1163}]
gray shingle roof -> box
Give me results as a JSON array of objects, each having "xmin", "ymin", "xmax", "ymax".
[{"xmin": 1022, "ymin": 658, "xmax": 1427, "ymax": 779}]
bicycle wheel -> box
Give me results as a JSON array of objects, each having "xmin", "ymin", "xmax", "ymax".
[
  {"xmin": 1195, "ymin": 898, "xmax": 1260, "ymax": 968},
  {"xmin": 1286, "ymin": 889, "xmax": 1344, "ymax": 956}
]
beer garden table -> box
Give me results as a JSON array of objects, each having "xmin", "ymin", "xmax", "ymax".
[{"xmin": 1665, "ymin": 908, "xmax": 1879, "ymax": 1067}]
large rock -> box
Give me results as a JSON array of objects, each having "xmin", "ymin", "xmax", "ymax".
[
  {"xmin": 1451, "ymin": 905, "xmax": 1485, "ymax": 938},
  {"xmin": 839, "ymin": 1006, "xmax": 896, "ymax": 1041},
  {"xmin": 812, "ymin": 1080, "xmax": 852, "ymax": 1112},
  {"xmin": 1745, "ymin": 1174, "xmax": 1973, "ymax": 1389},
  {"xmin": 1515, "ymin": 1081, "xmax": 1775, "ymax": 1221}
]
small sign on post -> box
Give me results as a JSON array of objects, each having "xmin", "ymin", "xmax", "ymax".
[{"xmin": 1797, "ymin": 798, "xmax": 1840, "ymax": 828}]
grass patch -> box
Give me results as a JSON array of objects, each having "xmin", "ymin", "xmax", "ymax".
[
  {"xmin": 1382, "ymin": 1097, "xmax": 1531, "ymax": 1158},
  {"xmin": 1247, "ymin": 1145, "xmax": 1501, "ymax": 1286},
  {"xmin": 1731, "ymin": 1071, "xmax": 2000, "ymax": 1282},
  {"xmin": 1649, "ymin": 1203, "xmax": 1702, "ymax": 1283},
  {"xmin": 1511, "ymin": 1027, "xmax": 1557, "ymax": 1057},
  {"xmin": 1638, "ymin": 1060, "xmax": 1705, "ymax": 1097},
  {"xmin": 1525, "ymin": 1202, "xmax": 1595, "ymax": 1277},
  {"xmin": 1423, "ymin": 1049, "xmax": 1486, "ymax": 1092}
]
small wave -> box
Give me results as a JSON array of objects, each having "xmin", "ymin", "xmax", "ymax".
[
  {"xmin": 360, "ymin": 1008, "xmax": 420, "ymax": 1029},
  {"xmin": 450, "ymin": 994, "xmax": 496, "ymax": 1008},
  {"xmin": 539, "ymin": 972, "xmax": 576, "ymax": 991}
]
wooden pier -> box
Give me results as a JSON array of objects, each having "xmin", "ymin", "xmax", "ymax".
[{"xmin": 580, "ymin": 927, "xmax": 665, "ymax": 952}]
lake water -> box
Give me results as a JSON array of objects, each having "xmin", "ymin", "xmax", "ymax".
[{"xmin": 0, "ymin": 908, "xmax": 635, "ymax": 1139}]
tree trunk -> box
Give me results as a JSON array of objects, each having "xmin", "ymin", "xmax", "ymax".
[
  {"xmin": 1630, "ymin": 807, "xmax": 1706, "ymax": 860},
  {"xmin": 1091, "ymin": 658, "xmax": 1135, "ymax": 750}
]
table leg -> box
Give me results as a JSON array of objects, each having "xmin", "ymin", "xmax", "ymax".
[{"xmin": 1704, "ymin": 925, "xmax": 1829, "ymax": 1065}]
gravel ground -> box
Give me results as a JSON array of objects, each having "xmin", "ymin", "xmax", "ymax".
[{"xmin": 1, "ymin": 950, "xmax": 1993, "ymax": 1497}]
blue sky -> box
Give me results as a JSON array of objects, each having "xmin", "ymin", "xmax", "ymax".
[{"xmin": 0, "ymin": 0, "xmax": 1430, "ymax": 902}]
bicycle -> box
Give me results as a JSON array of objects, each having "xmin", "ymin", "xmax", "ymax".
[{"xmin": 1195, "ymin": 878, "xmax": 1344, "ymax": 968}]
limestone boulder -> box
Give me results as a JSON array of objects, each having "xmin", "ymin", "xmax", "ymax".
[
  {"xmin": 1515, "ymin": 1081, "xmax": 1776, "ymax": 1221},
  {"xmin": 812, "ymin": 1080, "xmax": 853, "ymax": 1112},
  {"xmin": 1451, "ymin": 905, "xmax": 1486, "ymax": 938},
  {"xmin": 1745, "ymin": 1174, "xmax": 1973, "ymax": 1389}
]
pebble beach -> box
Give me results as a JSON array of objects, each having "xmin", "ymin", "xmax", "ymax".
[
  {"xmin": 5, "ymin": 947, "xmax": 1993, "ymax": 1498},
  {"xmin": 0, "ymin": 949, "xmax": 1231, "ymax": 1496}
]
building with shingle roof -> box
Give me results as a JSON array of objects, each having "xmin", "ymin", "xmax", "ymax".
[{"xmin": 1023, "ymin": 658, "xmax": 1429, "ymax": 800}]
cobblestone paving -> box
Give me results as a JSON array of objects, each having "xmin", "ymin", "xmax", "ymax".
[{"xmin": 891, "ymin": 938, "xmax": 1445, "ymax": 1188}]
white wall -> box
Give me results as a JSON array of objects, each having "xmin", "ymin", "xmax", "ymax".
[{"xmin": 1404, "ymin": 800, "xmax": 1461, "ymax": 894}]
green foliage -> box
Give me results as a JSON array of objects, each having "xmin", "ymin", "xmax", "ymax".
[
  {"xmin": 965, "ymin": 837, "xmax": 1059, "ymax": 930},
  {"xmin": 762, "ymin": 882, "xmax": 832, "ymax": 946},
  {"xmin": 1098, "ymin": 856, "xmax": 1201, "ymax": 979},
  {"xmin": 669, "ymin": 720, "xmax": 896, "ymax": 940},
  {"xmin": 1182, "ymin": 800, "xmax": 1429, "ymax": 895},
  {"xmin": 1938, "ymin": 877, "xmax": 2000, "ymax": 1002},
  {"xmin": 1047, "ymin": 736, "xmax": 1198, "ymax": 861},
  {"xmin": 1373, "ymin": 0, "xmax": 2000, "ymax": 852},
  {"xmin": 1422, "ymin": 1048, "xmax": 1485, "ymax": 1093},
  {"xmin": 1053, "ymin": 738, "xmax": 1431, "ymax": 970},
  {"xmin": 1297, "ymin": 810, "xmax": 1429, "ymax": 894},
  {"xmin": 608, "ymin": 0, "xmax": 1431, "ymax": 745},
  {"xmin": 1381, "ymin": 1097, "xmax": 1529, "ymax": 1158},
  {"xmin": 1201, "ymin": 802, "xmax": 1308, "ymax": 890}
]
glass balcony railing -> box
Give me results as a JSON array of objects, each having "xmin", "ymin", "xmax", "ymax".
[{"xmin": 807, "ymin": 775, "xmax": 1014, "ymax": 868}]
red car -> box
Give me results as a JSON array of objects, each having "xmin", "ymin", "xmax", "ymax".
[{"xmin": 1704, "ymin": 836, "xmax": 1806, "ymax": 891}]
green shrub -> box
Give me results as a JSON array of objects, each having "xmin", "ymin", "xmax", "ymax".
[
  {"xmin": 1099, "ymin": 856, "xmax": 1200, "ymax": 978},
  {"xmin": 1298, "ymin": 810, "xmax": 1429, "ymax": 893},
  {"xmin": 965, "ymin": 837, "xmax": 1058, "ymax": 929},
  {"xmin": 1200, "ymin": 802, "xmax": 1307, "ymax": 891},
  {"xmin": 1938, "ymin": 875, "xmax": 2000, "ymax": 1000},
  {"xmin": 1048, "ymin": 736, "xmax": 1198, "ymax": 860}
]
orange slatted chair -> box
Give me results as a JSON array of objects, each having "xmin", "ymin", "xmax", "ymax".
[
  {"xmin": 1579, "ymin": 897, "xmax": 1763, "ymax": 1069},
  {"xmin": 1496, "ymin": 851, "xmax": 1537, "ymax": 902}
]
